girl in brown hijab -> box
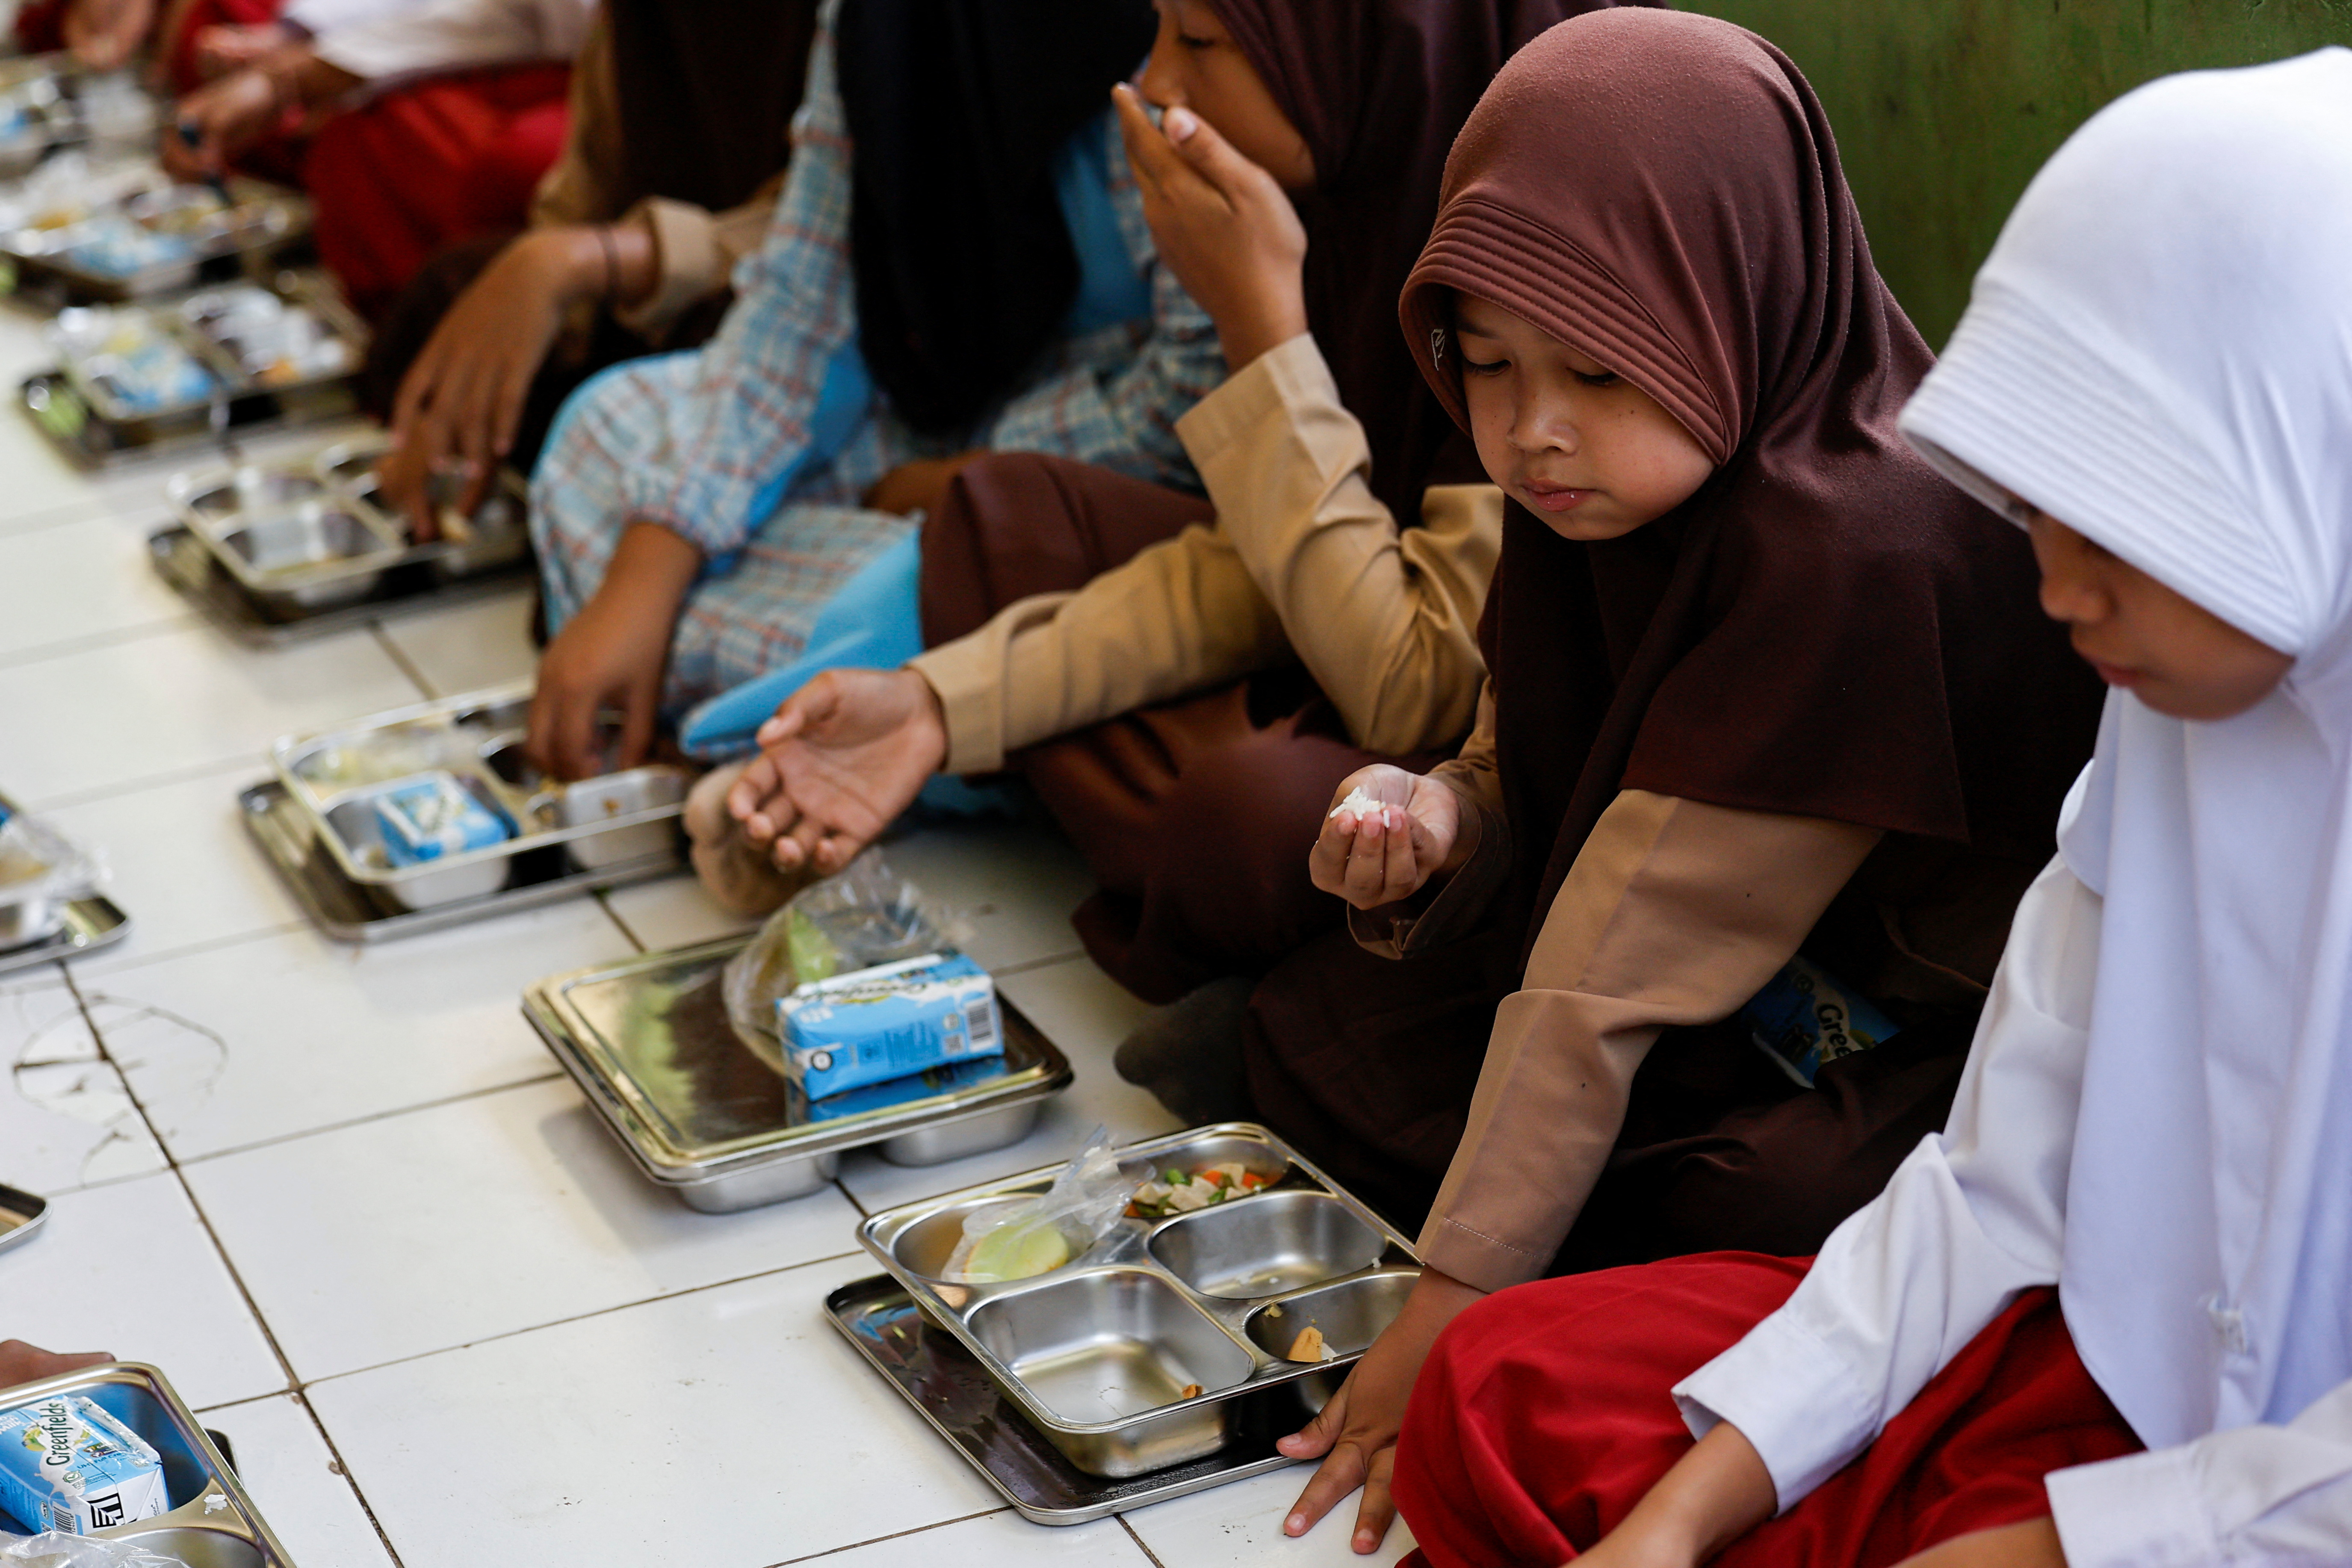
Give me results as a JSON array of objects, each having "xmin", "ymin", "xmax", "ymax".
[
  {"xmin": 1271, "ymin": 7, "xmax": 2104, "ymax": 1549},
  {"xmin": 701, "ymin": 0, "xmax": 1632, "ymax": 1007}
]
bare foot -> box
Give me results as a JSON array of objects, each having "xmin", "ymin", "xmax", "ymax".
[{"xmin": 686, "ymin": 761, "xmax": 813, "ymax": 917}]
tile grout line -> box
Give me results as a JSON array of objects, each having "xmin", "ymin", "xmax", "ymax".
[
  {"xmin": 0, "ymin": 613, "xmax": 206, "ymax": 674},
  {"xmin": 56, "ymin": 963, "xmax": 413, "ymax": 1568},
  {"xmin": 590, "ymin": 886, "xmax": 651, "ymax": 955},
  {"xmin": 155, "ymin": 1068, "xmax": 571, "ymax": 1172},
  {"xmin": 1117, "ymin": 1513, "xmax": 1173, "ymax": 1568},
  {"xmin": 756, "ymin": 1506, "xmax": 1013, "ymax": 1568},
  {"xmin": 367, "ymin": 620, "xmax": 440, "ymax": 702},
  {"xmin": 297, "ymin": 1247, "xmax": 876, "ymax": 1393}
]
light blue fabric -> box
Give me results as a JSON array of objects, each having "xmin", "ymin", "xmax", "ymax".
[
  {"xmin": 1055, "ymin": 124, "xmax": 1155, "ymax": 338},
  {"xmin": 677, "ymin": 121, "xmax": 1161, "ymax": 769},
  {"xmin": 678, "ymin": 526, "xmax": 923, "ymax": 755}
]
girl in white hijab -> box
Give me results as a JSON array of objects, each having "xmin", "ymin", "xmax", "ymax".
[{"xmin": 1384, "ymin": 45, "xmax": 2352, "ymax": 1568}]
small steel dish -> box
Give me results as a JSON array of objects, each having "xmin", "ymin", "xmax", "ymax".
[
  {"xmin": 860, "ymin": 1123, "xmax": 1419, "ymax": 1478},
  {"xmin": 523, "ymin": 935, "xmax": 1074, "ymax": 1211},
  {"xmin": 556, "ymin": 767, "xmax": 688, "ymax": 869},
  {"xmin": 312, "ymin": 435, "xmax": 532, "ymax": 579},
  {"xmin": 270, "ymin": 683, "xmax": 690, "ymax": 912},
  {"xmin": 0, "ymin": 1362, "xmax": 295, "ymax": 1564}
]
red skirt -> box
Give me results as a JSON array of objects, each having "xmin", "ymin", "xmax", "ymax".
[
  {"xmin": 302, "ymin": 62, "xmax": 573, "ymax": 325},
  {"xmin": 1393, "ymin": 1255, "xmax": 2141, "ymax": 1568}
]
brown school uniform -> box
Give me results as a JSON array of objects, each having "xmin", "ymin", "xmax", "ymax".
[
  {"xmin": 907, "ymin": 0, "xmax": 1639, "ymax": 1003},
  {"xmin": 1245, "ymin": 9, "xmax": 2107, "ymax": 1273}
]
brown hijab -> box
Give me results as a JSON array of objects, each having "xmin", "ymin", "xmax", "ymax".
[
  {"xmin": 1397, "ymin": 9, "xmax": 2103, "ymax": 952},
  {"xmin": 1207, "ymin": 0, "xmax": 1641, "ymax": 523}
]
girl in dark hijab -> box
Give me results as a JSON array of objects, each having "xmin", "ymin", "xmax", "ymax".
[
  {"xmin": 705, "ymin": 0, "xmax": 1633, "ymax": 1017},
  {"xmin": 1271, "ymin": 7, "xmax": 2104, "ymax": 1548}
]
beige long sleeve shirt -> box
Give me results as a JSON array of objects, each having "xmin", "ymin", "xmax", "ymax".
[
  {"xmin": 528, "ymin": 12, "xmax": 788, "ymax": 342},
  {"xmin": 1360, "ymin": 692, "xmax": 1884, "ymax": 1291},
  {"xmin": 909, "ymin": 334, "xmax": 1502, "ymax": 775}
]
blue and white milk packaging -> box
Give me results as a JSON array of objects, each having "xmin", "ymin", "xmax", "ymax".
[
  {"xmin": 372, "ymin": 773, "xmax": 511, "ymax": 867},
  {"xmin": 0, "ymin": 1394, "xmax": 167, "ymax": 1533},
  {"xmin": 778, "ymin": 951, "xmax": 1001, "ymax": 1099},
  {"xmin": 1741, "ymin": 955, "xmax": 1900, "ymax": 1087}
]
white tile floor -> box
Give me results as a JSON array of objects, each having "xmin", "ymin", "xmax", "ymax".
[{"xmin": 0, "ymin": 295, "xmax": 1418, "ymax": 1565}]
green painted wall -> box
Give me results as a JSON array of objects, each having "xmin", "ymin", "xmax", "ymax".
[{"xmin": 1680, "ymin": 0, "xmax": 2352, "ymax": 345}]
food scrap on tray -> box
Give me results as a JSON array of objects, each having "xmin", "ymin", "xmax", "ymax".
[
  {"xmin": 1286, "ymin": 1326, "xmax": 1334, "ymax": 1364},
  {"xmin": 1128, "ymin": 1162, "xmax": 1274, "ymax": 1219}
]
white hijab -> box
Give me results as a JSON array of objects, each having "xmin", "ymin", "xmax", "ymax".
[{"xmin": 1898, "ymin": 48, "xmax": 2352, "ymax": 1448}]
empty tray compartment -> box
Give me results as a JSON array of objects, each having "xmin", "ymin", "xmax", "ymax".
[
  {"xmin": 171, "ymin": 465, "xmax": 328, "ymax": 526},
  {"xmin": 558, "ymin": 766, "xmax": 688, "ymax": 869},
  {"xmin": 969, "ymin": 1268, "xmax": 1254, "ymax": 1476},
  {"xmin": 1148, "ymin": 1190, "xmax": 1386, "ymax": 1300},
  {"xmin": 214, "ymin": 505, "xmax": 400, "ymax": 608}
]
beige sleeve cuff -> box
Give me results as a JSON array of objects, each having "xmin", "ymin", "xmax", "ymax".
[
  {"xmin": 1418, "ymin": 791, "xmax": 1883, "ymax": 1292},
  {"xmin": 612, "ymin": 197, "xmax": 726, "ymax": 340},
  {"xmin": 908, "ymin": 591, "xmax": 1074, "ymax": 777}
]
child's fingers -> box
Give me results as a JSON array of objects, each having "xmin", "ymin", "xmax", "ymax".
[
  {"xmin": 1163, "ymin": 105, "xmax": 1280, "ymax": 207},
  {"xmin": 1109, "ymin": 85, "xmax": 1170, "ymax": 199},
  {"xmin": 727, "ymin": 753, "xmax": 781, "ymax": 820},
  {"xmin": 1308, "ymin": 814, "xmax": 1359, "ymax": 896}
]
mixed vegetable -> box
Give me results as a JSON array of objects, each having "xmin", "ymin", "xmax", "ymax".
[{"xmin": 1129, "ymin": 1161, "xmax": 1276, "ymax": 1219}]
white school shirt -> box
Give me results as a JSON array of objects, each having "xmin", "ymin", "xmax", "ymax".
[
  {"xmin": 1674, "ymin": 846, "xmax": 2352, "ymax": 1567},
  {"xmin": 311, "ymin": 0, "xmax": 592, "ymax": 82}
]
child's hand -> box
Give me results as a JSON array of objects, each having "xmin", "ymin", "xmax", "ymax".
[
  {"xmin": 526, "ymin": 522, "xmax": 703, "ymax": 781},
  {"xmin": 724, "ymin": 668, "xmax": 948, "ymax": 877},
  {"xmin": 1309, "ymin": 765, "xmax": 1471, "ymax": 911},
  {"xmin": 1111, "ymin": 82, "xmax": 1308, "ymax": 372}
]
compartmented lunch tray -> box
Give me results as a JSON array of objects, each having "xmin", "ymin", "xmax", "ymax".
[
  {"xmin": 0, "ymin": 167, "xmax": 308, "ymax": 300},
  {"xmin": 0, "ymin": 786, "xmax": 130, "ymax": 974},
  {"xmin": 860, "ymin": 1123, "xmax": 1419, "ymax": 1480},
  {"xmin": 0, "ymin": 1362, "xmax": 296, "ymax": 1564},
  {"xmin": 150, "ymin": 522, "xmax": 532, "ymax": 647},
  {"xmin": 158, "ymin": 434, "xmax": 527, "ymax": 619},
  {"xmin": 827, "ymin": 1274, "xmax": 1299, "ymax": 1524},
  {"xmin": 25, "ymin": 367, "xmax": 354, "ymax": 469},
  {"xmin": 526, "ymin": 936, "xmax": 1074, "ymax": 1211}
]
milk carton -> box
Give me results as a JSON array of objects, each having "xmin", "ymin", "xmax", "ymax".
[
  {"xmin": 372, "ymin": 773, "xmax": 511, "ymax": 866},
  {"xmin": 778, "ymin": 951, "xmax": 1001, "ymax": 1099},
  {"xmin": 1742, "ymin": 956, "xmax": 1900, "ymax": 1087},
  {"xmin": 0, "ymin": 1394, "xmax": 168, "ymax": 1534}
]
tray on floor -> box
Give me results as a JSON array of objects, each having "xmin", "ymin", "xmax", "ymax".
[
  {"xmin": 825, "ymin": 1273, "xmax": 1299, "ymax": 1524},
  {"xmin": 239, "ymin": 778, "xmax": 672, "ymax": 942},
  {"xmin": 0, "ymin": 893, "xmax": 129, "ymax": 975},
  {"xmin": 149, "ymin": 521, "xmax": 532, "ymax": 647},
  {"xmin": 24, "ymin": 369, "xmax": 354, "ymax": 470}
]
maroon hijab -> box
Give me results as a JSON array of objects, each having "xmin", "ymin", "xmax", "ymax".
[
  {"xmin": 1397, "ymin": 9, "xmax": 2102, "ymax": 940},
  {"xmin": 1207, "ymin": 0, "xmax": 1636, "ymax": 523}
]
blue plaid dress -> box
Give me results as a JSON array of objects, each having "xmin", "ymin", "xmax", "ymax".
[{"xmin": 529, "ymin": 3, "xmax": 1222, "ymax": 715}]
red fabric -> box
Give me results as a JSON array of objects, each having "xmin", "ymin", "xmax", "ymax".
[
  {"xmin": 301, "ymin": 61, "xmax": 572, "ymax": 324},
  {"xmin": 1392, "ymin": 1255, "xmax": 2142, "ymax": 1568}
]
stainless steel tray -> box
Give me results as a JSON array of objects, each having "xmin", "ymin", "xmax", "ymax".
[
  {"xmin": 0, "ymin": 787, "xmax": 129, "ymax": 974},
  {"xmin": 861, "ymin": 1124, "xmax": 1418, "ymax": 1478},
  {"xmin": 0, "ymin": 893, "xmax": 129, "ymax": 975},
  {"xmin": 167, "ymin": 435, "xmax": 526, "ymax": 614},
  {"xmin": 0, "ymin": 1184, "xmax": 47, "ymax": 1257},
  {"xmin": 524, "ymin": 936, "xmax": 1074, "ymax": 1211},
  {"xmin": 148, "ymin": 522, "xmax": 532, "ymax": 646},
  {"xmin": 240, "ymin": 778, "xmax": 676, "ymax": 942},
  {"xmin": 50, "ymin": 276, "xmax": 363, "ymax": 428},
  {"xmin": 269, "ymin": 683, "xmax": 687, "ymax": 913},
  {"xmin": 826, "ymin": 1274, "xmax": 1299, "ymax": 1524},
  {"xmin": 2, "ymin": 171, "xmax": 308, "ymax": 301},
  {"xmin": 0, "ymin": 1362, "xmax": 295, "ymax": 1562},
  {"xmin": 22, "ymin": 368, "xmax": 356, "ymax": 469}
]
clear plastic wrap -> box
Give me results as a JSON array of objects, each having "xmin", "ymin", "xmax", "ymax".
[
  {"xmin": 721, "ymin": 849, "xmax": 970, "ymax": 1073},
  {"xmin": 942, "ymin": 1126, "xmax": 1133, "ymax": 1284},
  {"xmin": 0, "ymin": 1532, "xmax": 187, "ymax": 1567},
  {"xmin": 0, "ymin": 809, "xmax": 104, "ymax": 944}
]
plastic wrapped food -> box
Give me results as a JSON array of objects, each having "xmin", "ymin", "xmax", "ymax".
[
  {"xmin": 942, "ymin": 1127, "xmax": 1133, "ymax": 1284},
  {"xmin": 58, "ymin": 213, "xmax": 195, "ymax": 279},
  {"xmin": 47, "ymin": 307, "xmax": 214, "ymax": 414},
  {"xmin": 180, "ymin": 286, "xmax": 349, "ymax": 386},
  {"xmin": 721, "ymin": 849, "xmax": 970, "ymax": 1063}
]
